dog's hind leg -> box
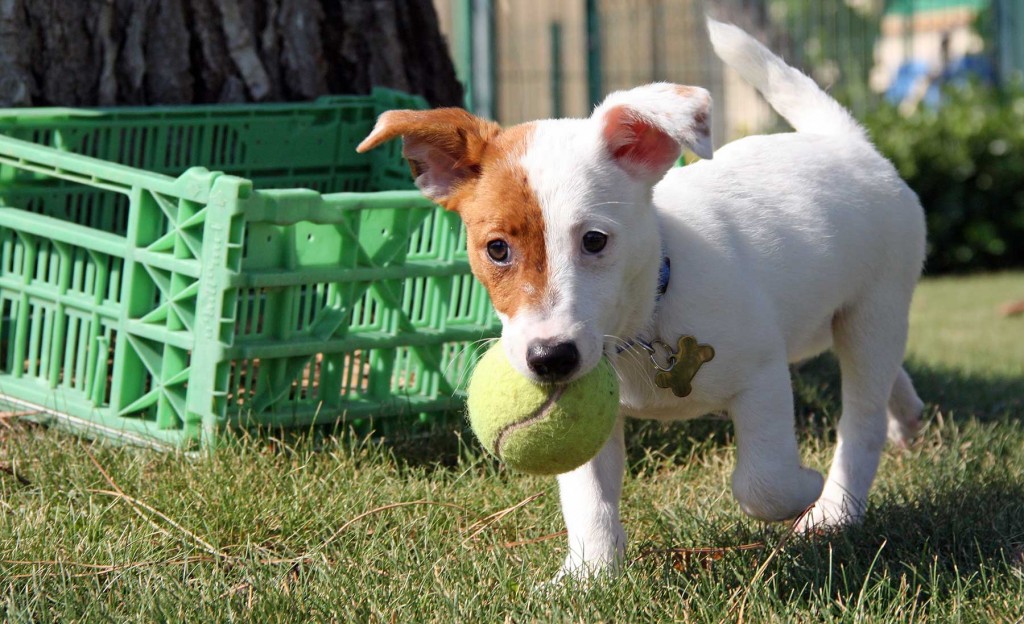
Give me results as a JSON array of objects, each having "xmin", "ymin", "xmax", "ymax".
[
  {"xmin": 887, "ymin": 366, "xmax": 925, "ymax": 448},
  {"xmin": 798, "ymin": 291, "xmax": 912, "ymax": 531}
]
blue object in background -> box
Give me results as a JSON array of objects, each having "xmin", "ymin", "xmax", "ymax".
[
  {"xmin": 887, "ymin": 54, "xmax": 996, "ymax": 108},
  {"xmin": 886, "ymin": 60, "xmax": 934, "ymax": 105}
]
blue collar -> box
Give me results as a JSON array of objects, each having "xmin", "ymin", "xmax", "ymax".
[{"xmin": 656, "ymin": 256, "xmax": 670, "ymax": 300}]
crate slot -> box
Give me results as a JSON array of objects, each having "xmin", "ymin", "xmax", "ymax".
[{"xmin": 0, "ymin": 297, "xmax": 14, "ymax": 373}]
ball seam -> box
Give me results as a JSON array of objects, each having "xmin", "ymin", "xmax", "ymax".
[{"xmin": 493, "ymin": 384, "xmax": 567, "ymax": 459}]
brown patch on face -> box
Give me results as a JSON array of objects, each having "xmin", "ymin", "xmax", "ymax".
[
  {"xmin": 447, "ymin": 123, "xmax": 548, "ymax": 318},
  {"xmin": 359, "ymin": 110, "xmax": 549, "ymax": 318}
]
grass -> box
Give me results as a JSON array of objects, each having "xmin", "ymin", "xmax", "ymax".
[{"xmin": 2, "ymin": 272, "xmax": 1024, "ymax": 622}]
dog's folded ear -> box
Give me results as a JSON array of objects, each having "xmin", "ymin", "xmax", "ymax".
[
  {"xmin": 356, "ymin": 108, "xmax": 501, "ymax": 207},
  {"xmin": 594, "ymin": 83, "xmax": 713, "ymax": 183}
]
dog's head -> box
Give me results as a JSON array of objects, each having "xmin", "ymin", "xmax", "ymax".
[{"xmin": 358, "ymin": 83, "xmax": 712, "ymax": 383}]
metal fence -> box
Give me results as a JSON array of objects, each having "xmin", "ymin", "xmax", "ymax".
[{"xmin": 433, "ymin": 0, "xmax": 1019, "ymax": 141}]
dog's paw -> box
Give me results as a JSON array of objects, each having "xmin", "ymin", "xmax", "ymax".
[
  {"xmin": 734, "ymin": 465, "xmax": 824, "ymax": 522},
  {"xmin": 794, "ymin": 495, "xmax": 863, "ymax": 534},
  {"xmin": 539, "ymin": 567, "xmax": 610, "ymax": 593},
  {"xmin": 887, "ymin": 417, "xmax": 923, "ymax": 449},
  {"xmin": 544, "ymin": 549, "xmax": 623, "ymax": 588},
  {"xmin": 887, "ymin": 369, "xmax": 926, "ymax": 449},
  {"xmin": 887, "ymin": 410, "xmax": 925, "ymax": 449},
  {"xmin": 542, "ymin": 567, "xmax": 589, "ymax": 590}
]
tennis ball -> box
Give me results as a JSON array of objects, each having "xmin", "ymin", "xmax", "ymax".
[{"xmin": 467, "ymin": 341, "xmax": 619, "ymax": 475}]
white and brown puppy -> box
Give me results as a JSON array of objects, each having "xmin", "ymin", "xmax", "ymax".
[{"xmin": 358, "ymin": 19, "xmax": 926, "ymax": 580}]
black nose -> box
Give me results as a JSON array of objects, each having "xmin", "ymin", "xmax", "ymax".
[{"xmin": 526, "ymin": 340, "xmax": 580, "ymax": 381}]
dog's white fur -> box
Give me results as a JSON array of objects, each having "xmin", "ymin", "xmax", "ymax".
[
  {"xmin": 549, "ymin": 19, "xmax": 925, "ymax": 579},
  {"xmin": 359, "ymin": 19, "xmax": 926, "ymax": 581}
]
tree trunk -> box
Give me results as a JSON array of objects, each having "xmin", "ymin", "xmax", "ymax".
[{"xmin": 0, "ymin": 0, "xmax": 462, "ymax": 108}]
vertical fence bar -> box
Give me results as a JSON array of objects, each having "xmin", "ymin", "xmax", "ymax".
[
  {"xmin": 1012, "ymin": 0, "xmax": 1023, "ymax": 82},
  {"xmin": 996, "ymin": 0, "xmax": 1024, "ymax": 84},
  {"xmin": 903, "ymin": 0, "xmax": 914, "ymax": 67},
  {"xmin": 550, "ymin": 20, "xmax": 564, "ymax": 118},
  {"xmin": 455, "ymin": 0, "xmax": 475, "ymax": 112},
  {"xmin": 472, "ymin": 0, "xmax": 497, "ymax": 119},
  {"xmin": 650, "ymin": 0, "xmax": 665, "ymax": 81},
  {"xmin": 585, "ymin": 0, "xmax": 603, "ymax": 109}
]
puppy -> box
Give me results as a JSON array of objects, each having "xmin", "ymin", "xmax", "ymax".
[{"xmin": 357, "ymin": 19, "xmax": 926, "ymax": 580}]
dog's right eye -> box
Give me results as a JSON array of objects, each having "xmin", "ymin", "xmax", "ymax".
[
  {"xmin": 582, "ymin": 230, "xmax": 608, "ymax": 254},
  {"xmin": 486, "ymin": 239, "xmax": 511, "ymax": 264}
]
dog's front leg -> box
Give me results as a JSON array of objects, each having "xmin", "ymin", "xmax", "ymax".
[
  {"xmin": 729, "ymin": 362, "xmax": 824, "ymax": 522},
  {"xmin": 553, "ymin": 416, "xmax": 626, "ymax": 581}
]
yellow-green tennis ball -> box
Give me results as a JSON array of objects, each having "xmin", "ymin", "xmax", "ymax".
[{"xmin": 467, "ymin": 341, "xmax": 619, "ymax": 476}]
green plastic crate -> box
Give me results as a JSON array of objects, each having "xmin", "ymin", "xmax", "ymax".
[{"xmin": 0, "ymin": 90, "xmax": 500, "ymax": 449}]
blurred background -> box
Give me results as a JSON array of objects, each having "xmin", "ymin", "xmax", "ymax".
[{"xmin": 431, "ymin": 0, "xmax": 1024, "ymax": 274}]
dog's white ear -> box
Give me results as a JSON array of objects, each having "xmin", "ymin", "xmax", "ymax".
[
  {"xmin": 357, "ymin": 108, "xmax": 501, "ymax": 207},
  {"xmin": 594, "ymin": 83, "xmax": 713, "ymax": 182}
]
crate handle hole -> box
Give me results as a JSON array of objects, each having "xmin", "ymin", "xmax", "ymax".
[{"xmin": 307, "ymin": 234, "xmax": 313, "ymax": 242}]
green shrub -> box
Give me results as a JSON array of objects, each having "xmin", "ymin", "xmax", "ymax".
[{"xmin": 862, "ymin": 82, "xmax": 1024, "ymax": 274}]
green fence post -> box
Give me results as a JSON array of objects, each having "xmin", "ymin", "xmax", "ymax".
[
  {"xmin": 473, "ymin": 0, "xmax": 497, "ymax": 120},
  {"xmin": 550, "ymin": 21, "xmax": 564, "ymax": 118},
  {"xmin": 586, "ymin": 0, "xmax": 603, "ymax": 109},
  {"xmin": 650, "ymin": 0, "xmax": 665, "ymax": 81},
  {"xmin": 455, "ymin": 0, "xmax": 475, "ymax": 112},
  {"xmin": 996, "ymin": 0, "xmax": 1024, "ymax": 83}
]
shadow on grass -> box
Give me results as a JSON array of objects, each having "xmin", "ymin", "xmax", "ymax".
[
  {"xmin": 791, "ymin": 353, "xmax": 1023, "ymax": 424},
  {"xmin": 641, "ymin": 474, "xmax": 1024, "ymax": 606},
  {"xmin": 783, "ymin": 475, "xmax": 1022, "ymax": 599}
]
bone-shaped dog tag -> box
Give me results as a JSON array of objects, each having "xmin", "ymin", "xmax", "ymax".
[{"xmin": 654, "ymin": 336, "xmax": 715, "ymax": 398}]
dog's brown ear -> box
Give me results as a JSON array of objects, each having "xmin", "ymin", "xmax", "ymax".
[
  {"xmin": 357, "ymin": 108, "xmax": 501, "ymax": 208},
  {"xmin": 594, "ymin": 83, "xmax": 712, "ymax": 183}
]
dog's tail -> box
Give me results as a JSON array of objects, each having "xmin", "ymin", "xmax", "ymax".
[{"xmin": 706, "ymin": 18, "xmax": 865, "ymax": 139}]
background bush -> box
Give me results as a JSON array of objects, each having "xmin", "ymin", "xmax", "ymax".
[{"xmin": 861, "ymin": 82, "xmax": 1024, "ymax": 274}]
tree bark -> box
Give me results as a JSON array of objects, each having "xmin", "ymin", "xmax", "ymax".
[{"xmin": 0, "ymin": 0, "xmax": 462, "ymax": 107}]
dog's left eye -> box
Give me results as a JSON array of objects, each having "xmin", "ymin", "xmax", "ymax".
[
  {"xmin": 581, "ymin": 231, "xmax": 608, "ymax": 254},
  {"xmin": 486, "ymin": 239, "xmax": 511, "ymax": 264}
]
